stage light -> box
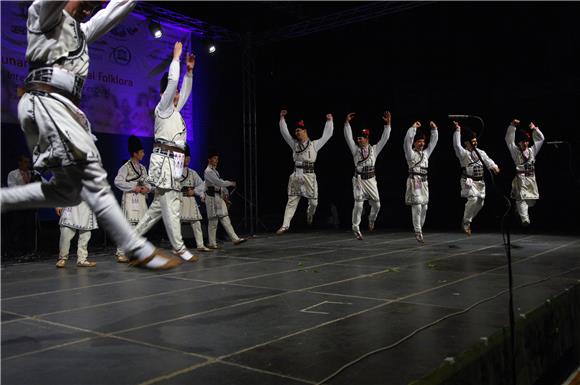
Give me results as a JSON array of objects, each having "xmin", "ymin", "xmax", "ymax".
[
  {"xmin": 148, "ymin": 19, "xmax": 163, "ymax": 39},
  {"xmin": 208, "ymin": 43, "xmax": 216, "ymax": 54}
]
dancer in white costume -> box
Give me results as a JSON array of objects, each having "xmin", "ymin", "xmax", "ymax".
[
  {"xmin": 204, "ymin": 152, "xmax": 247, "ymax": 248},
  {"xmin": 404, "ymin": 121, "xmax": 438, "ymax": 243},
  {"xmin": 180, "ymin": 146, "xmax": 211, "ymax": 252},
  {"xmin": 55, "ymin": 201, "xmax": 97, "ymax": 268},
  {"xmin": 505, "ymin": 119, "xmax": 545, "ymax": 226},
  {"xmin": 114, "ymin": 135, "xmax": 150, "ymax": 262},
  {"xmin": 276, "ymin": 110, "xmax": 334, "ymax": 234},
  {"xmin": 344, "ymin": 111, "xmax": 392, "ymax": 240},
  {"xmin": 0, "ymin": 0, "xmax": 179, "ymax": 270},
  {"xmin": 452, "ymin": 121, "xmax": 500, "ymax": 235},
  {"xmin": 133, "ymin": 42, "xmax": 198, "ymax": 263}
]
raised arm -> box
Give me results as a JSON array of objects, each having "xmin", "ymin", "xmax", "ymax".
[
  {"xmin": 279, "ymin": 110, "xmax": 294, "ymax": 148},
  {"xmin": 530, "ymin": 122, "xmax": 545, "ymax": 155},
  {"xmin": 176, "ymin": 53, "xmax": 195, "ymax": 112},
  {"xmin": 452, "ymin": 121, "xmax": 467, "ymax": 158},
  {"xmin": 344, "ymin": 113, "xmax": 357, "ymax": 155},
  {"xmin": 81, "ymin": 0, "xmax": 136, "ymax": 44},
  {"xmin": 204, "ymin": 169, "xmax": 235, "ymax": 188},
  {"xmin": 375, "ymin": 110, "xmax": 392, "ymax": 155},
  {"xmin": 27, "ymin": 1, "xmax": 67, "ymax": 33},
  {"xmin": 403, "ymin": 122, "xmax": 419, "ymax": 161},
  {"xmin": 505, "ymin": 119, "xmax": 519, "ymax": 160},
  {"xmin": 313, "ymin": 114, "xmax": 334, "ymax": 151},
  {"xmin": 157, "ymin": 42, "xmax": 182, "ymax": 119},
  {"xmin": 424, "ymin": 121, "xmax": 439, "ymax": 158}
]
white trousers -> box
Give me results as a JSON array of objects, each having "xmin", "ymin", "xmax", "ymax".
[
  {"xmin": 411, "ymin": 204, "xmax": 428, "ymax": 233},
  {"xmin": 134, "ymin": 189, "xmax": 186, "ymax": 253},
  {"xmin": 515, "ymin": 199, "xmax": 536, "ymax": 223},
  {"xmin": 282, "ymin": 196, "xmax": 318, "ymax": 228},
  {"xmin": 0, "ymin": 164, "xmax": 154, "ymax": 259},
  {"xmin": 463, "ymin": 197, "xmax": 484, "ymax": 224},
  {"xmin": 208, "ymin": 216, "xmax": 239, "ymax": 246},
  {"xmin": 59, "ymin": 226, "xmax": 91, "ymax": 263},
  {"xmin": 190, "ymin": 221, "xmax": 205, "ymax": 248},
  {"xmin": 352, "ymin": 199, "xmax": 380, "ymax": 232}
]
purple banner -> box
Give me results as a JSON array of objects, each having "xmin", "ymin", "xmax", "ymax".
[{"xmin": 1, "ymin": 2, "xmax": 195, "ymax": 140}]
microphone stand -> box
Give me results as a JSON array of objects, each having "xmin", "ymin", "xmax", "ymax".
[{"xmin": 470, "ymin": 129, "xmax": 517, "ymax": 385}]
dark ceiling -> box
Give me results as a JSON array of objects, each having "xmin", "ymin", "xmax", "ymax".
[{"xmin": 148, "ymin": 1, "xmax": 382, "ymax": 34}]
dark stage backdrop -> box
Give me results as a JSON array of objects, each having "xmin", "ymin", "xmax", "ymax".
[
  {"xmin": 1, "ymin": 2, "xmax": 579, "ymax": 235},
  {"xmin": 251, "ymin": 2, "xmax": 580, "ymax": 233}
]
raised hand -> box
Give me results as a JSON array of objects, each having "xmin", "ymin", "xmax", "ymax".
[
  {"xmin": 453, "ymin": 121, "xmax": 461, "ymax": 130},
  {"xmin": 173, "ymin": 41, "xmax": 183, "ymax": 61},
  {"xmin": 326, "ymin": 113, "xmax": 333, "ymax": 121},
  {"xmin": 429, "ymin": 121, "xmax": 437, "ymax": 130},
  {"xmin": 280, "ymin": 109, "xmax": 288, "ymax": 118},
  {"xmin": 382, "ymin": 110, "xmax": 392, "ymax": 125},
  {"xmin": 511, "ymin": 118, "xmax": 520, "ymax": 126},
  {"xmin": 186, "ymin": 53, "xmax": 196, "ymax": 72},
  {"xmin": 529, "ymin": 121, "xmax": 537, "ymax": 130},
  {"xmin": 412, "ymin": 121, "xmax": 421, "ymax": 128},
  {"xmin": 346, "ymin": 112, "xmax": 356, "ymax": 123}
]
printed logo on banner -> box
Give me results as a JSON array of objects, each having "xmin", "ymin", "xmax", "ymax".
[{"xmin": 110, "ymin": 46, "xmax": 131, "ymax": 65}]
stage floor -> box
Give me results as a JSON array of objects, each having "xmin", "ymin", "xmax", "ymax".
[{"xmin": 2, "ymin": 230, "xmax": 579, "ymax": 385}]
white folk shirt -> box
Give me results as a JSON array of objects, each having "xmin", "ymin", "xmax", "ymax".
[
  {"xmin": 344, "ymin": 123, "xmax": 391, "ymax": 202},
  {"xmin": 180, "ymin": 168, "xmax": 205, "ymax": 222},
  {"xmin": 114, "ymin": 160, "xmax": 150, "ymax": 224},
  {"xmin": 453, "ymin": 130, "xmax": 498, "ymax": 199},
  {"xmin": 404, "ymin": 126, "xmax": 438, "ymax": 205},
  {"xmin": 148, "ymin": 60, "xmax": 193, "ymax": 191},
  {"xmin": 204, "ymin": 165, "xmax": 234, "ymax": 219},
  {"xmin": 22, "ymin": 1, "xmax": 135, "ymax": 169},
  {"xmin": 505, "ymin": 125, "xmax": 545, "ymax": 201},
  {"xmin": 60, "ymin": 201, "xmax": 98, "ymax": 231},
  {"xmin": 7, "ymin": 169, "xmax": 32, "ymax": 187},
  {"xmin": 279, "ymin": 118, "xmax": 334, "ymax": 199},
  {"xmin": 26, "ymin": 0, "xmax": 135, "ymax": 83}
]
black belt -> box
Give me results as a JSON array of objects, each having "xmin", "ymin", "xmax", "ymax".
[
  {"xmin": 206, "ymin": 186, "xmax": 221, "ymax": 197},
  {"xmin": 25, "ymin": 82, "xmax": 80, "ymax": 106},
  {"xmin": 409, "ymin": 172, "xmax": 428, "ymax": 181},
  {"xmin": 516, "ymin": 171, "xmax": 535, "ymax": 177},
  {"xmin": 356, "ymin": 171, "xmax": 375, "ymax": 180},
  {"xmin": 295, "ymin": 164, "xmax": 315, "ymax": 174},
  {"xmin": 462, "ymin": 174, "xmax": 483, "ymax": 181},
  {"xmin": 153, "ymin": 143, "xmax": 185, "ymax": 154}
]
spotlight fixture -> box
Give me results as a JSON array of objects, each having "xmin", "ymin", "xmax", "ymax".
[
  {"xmin": 208, "ymin": 43, "xmax": 216, "ymax": 54},
  {"xmin": 148, "ymin": 19, "xmax": 163, "ymax": 39}
]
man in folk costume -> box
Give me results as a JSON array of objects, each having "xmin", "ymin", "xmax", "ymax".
[
  {"xmin": 113, "ymin": 135, "xmax": 151, "ymax": 262},
  {"xmin": 505, "ymin": 119, "xmax": 545, "ymax": 226},
  {"xmin": 133, "ymin": 42, "xmax": 198, "ymax": 263},
  {"xmin": 0, "ymin": 0, "xmax": 180, "ymax": 270},
  {"xmin": 204, "ymin": 151, "xmax": 247, "ymax": 249},
  {"xmin": 452, "ymin": 121, "xmax": 500, "ymax": 235},
  {"xmin": 404, "ymin": 121, "xmax": 438, "ymax": 243},
  {"xmin": 276, "ymin": 110, "xmax": 334, "ymax": 235},
  {"xmin": 344, "ymin": 111, "xmax": 392, "ymax": 240},
  {"xmin": 55, "ymin": 201, "xmax": 98, "ymax": 268},
  {"xmin": 180, "ymin": 145, "xmax": 211, "ymax": 252}
]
